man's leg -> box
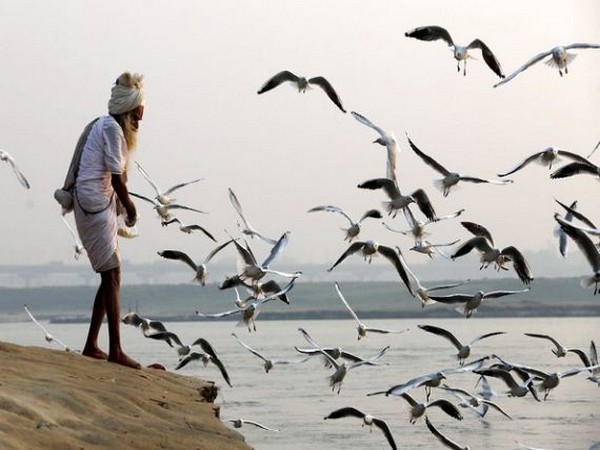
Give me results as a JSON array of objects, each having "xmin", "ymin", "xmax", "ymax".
[{"xmin": 82, "ymin": 279, "xmax": 108, "ymax": 360}]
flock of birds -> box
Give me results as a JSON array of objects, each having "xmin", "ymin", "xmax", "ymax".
[{"xmin": 4, "ymin": 23, "xmax": 599, "ymax": 450}]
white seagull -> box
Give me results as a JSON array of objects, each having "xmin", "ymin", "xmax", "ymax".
[
  {"xmin": 519, "ymin": 363, "xmax": 600, "ymax": 400},
  {"xmin": 498, "ymin": 146, "xmax": 591, "ymax": 177},
  {"xmin": 405, "ymin": 25, "xmax": 505, "ymax": 78},
  {"xmin": 307, "ymin": 204, "xmax": 382, "ymax": 242},
  {"xmin": 24, "ymin": 305, "xmax": 71, "ymax": 351},
  {"xmin": 334, "ymin": 282, "xmax": 409, "ymax": 340},
  {"xmin": 495, "ymin": 43, "xmax": 600, "ymax": 87},
  {"xmin": 327, "ymin": 240, "xmax": 413, "ymax": 296},
  {"xmin": 383, "ymin": 205, "xmax": 464, "ymax": 245},
  {"xmin": 425, "ymin": 416, "xmax": 470, "ymax": 450},
  {"xmin": 228, "ymin": 418, "xmax": 279, "ymax": 432},
  {"xmin": 161, "ymin": 217, "xmax": 216, "ymax": 241},
  {"xmin": 232, "ymin": 332, "xmax": 308, "ymax": 373},
  {"xmin": 554, "ymin": 213, "xmax": 600, "ymax": 294},
  {"xmin": 129, "ymin": 191, "xmax": 206, "ymax": 222},
  {"xmin": 407, "ymin": 134, "xmax": 512, "ymax": 196},
  {"xmin": 474, "ymin": 367, "xmax": 539, "ymax": 400},
  {"xmin": 257, "ymin": 70, "xmax": 346, "ymax": 113},
  {"xmin": 524, "ymin": 332, "xmax": 591, "ymax": 364},
  {"xmin": 427, "ymin": 288, "xmax": 530, "ymax": 318},
  {"xmin": 228, "ymin": 188, "xmax": 278, "ymax": 245},
  {"xmin": 0, "ymin": 149, "xmax": 30, "ymax": 189},
  {"xmin": 157, "ymin": 239, "xmax": 234, "ymax": 286},
  {"xmin": 441, "ymin": 380, "xmax": 513, "ymax": 420},
  {"xmin": 398, "ymin": 392, "xmax": 463, "ymax": 424},
  {"xmin": 351, "ymin": 111, "xmax": 399, "ymax": 182},
  {"xmin": 324, "ymin": 407, "xmax": 397, "ymax": 450},
  {"xmin": 135, "ymin": 161, "xmax": 203, "ymax": 206},
  {"xmin": 61, "ymin": 215, "xmax": 85, "ymax": 260},
  {"xmin": 174, "ymin": 339, "xmax": 232, "ymax": 387},
  {"xmin": 418, "ymin": 324, "xmax": 506, "ymax": 364}
]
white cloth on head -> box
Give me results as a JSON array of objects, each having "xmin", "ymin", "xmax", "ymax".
[
  {"xmin": 107, "ymin": 72, "xmax": 145, "ymax": 115},
  {"xmin": 74, "ymin": 115, "xmax": 127, "ymax": 272}
]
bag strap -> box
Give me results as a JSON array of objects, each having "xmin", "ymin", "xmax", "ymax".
[{"xmin": 62, "ymin": 117, "xmax": 100, "ymax": 191}]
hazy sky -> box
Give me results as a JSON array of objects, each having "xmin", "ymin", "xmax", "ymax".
[{"xmin": 1, "ymin": 1, "xmax": 599, "ymax": 279}]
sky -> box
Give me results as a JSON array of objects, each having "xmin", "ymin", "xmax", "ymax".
[{"xmin": 1, "ymin": 1, "xmax": 599, "ymax": 281}]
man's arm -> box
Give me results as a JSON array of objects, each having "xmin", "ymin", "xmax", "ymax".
[{"xmin": 111, "ymin": 173, "xmax": 137, "ymax": 226}]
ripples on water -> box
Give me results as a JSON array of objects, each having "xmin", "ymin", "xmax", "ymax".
[{"xmin": 2, "ymin": 317, "xmax": 598, "ymax": 450}]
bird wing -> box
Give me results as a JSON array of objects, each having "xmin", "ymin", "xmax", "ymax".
[
  {"xmin": 470, "ymin": 331, "xmax": 506, "ymax": 346},
  {"xmin": 555, "ymin": 199, "xmax": 597, "ymax": 229},
  {"xmin": 480, "ymin": 399, "xmax": 513, "ymax": 420},
  {"xmin": 350, "ymin": 111, "xmax": 387, "ymax": 137},
  {"xmin": 426, "ymin": 293, "xmax": 472, "ymax": 304},
  {"xmin": 562, "ymin": 364, "xmax": 600, "ymax": 378},
  {"xmin": 334, "ymin": 282, "xmax": 361, "ymax": 324},
  {"xmin": 460, "ymin": 221, "xmax": 494, "ymax": 245},
  {"xmin": 202, "ymin": 239, "xmax": 234, "ymax": 265},
  {"xmin": 242, "ymin": 420, "xmax": 279, "ymax": 432},
  {"xmin": 380, "ymin": 246, "xmax": 414, "ymax": 296},
  {"xmin": 494, "ymin": 48, "xmax": 553, "ymax": 87},
  {"xmin": 232, "ymin": 333, "xmax": 268, "ymax": 362},
  {"xmin": 405, "ymin": 25, "xmax": 454, "ymax": 46},
  {"xmin": 298, "ymin": 328, "xmax": 340, "ymax": 369},
  {"xmin": 411, "ymin": 189, "xmax": 437, "ymax": 222},
  {"xmin": 357, "ymin": 178, "xmax": 400, "ymax": 199},
  {"xmin": 4, "ymin": 155, "xmax": 31, "ymax": 189},
  {"xmin": 483, "ymin": 288, "xmax": 530, "ymax": 299},
  {"xmin": 451, "ymin": 236, "xmax": 491, "ymax": 259},
  {"xmin": 551, "ymin": 161, "xmax": 600, "ymax": 179},
  {"xmin": 145, "ymin": 331, "xmax": 184, "ymax": 348},
  {"xmin": 358, "ymin": 209, "xmax": 383, "ymax": 223},
  {"xmin": 498, "ymin": 152, "xmax": 550, "ymax": 178},
  {"xmin": 324, "ymin": 407, "xmax": 365, "ymax": 420},
  {"xmin": 327, "ymin": 241, "xmax": 366, "ymax": 271},
  {"xmin": 425, "ymin": 416, "xmax": 465, "ymax": 450},
  {"xmin": 135, "ymin": 162, "xmax": 162, "ymax": 197},
  {"xmin": 308, "ymin": 76, "xmax": 346, "ymax": 113},
  {"xmin": 307, "ymin": 205, "xmax": 353, "ymax": 225},
  {"xmin": 459, "ymin": 175, "xmax": 511, "ymax": 185},
  {"xmin": 523, "ymin": 333, "xmax": 563, "ymax": 349},
  {"xmin": 163, "ymin": 203, "xmax": 207, "ymax": 214},
  {"xmin": 467, "ymin": 39, "xmax": 505, "ymax": 78},
  {"xmin": 500, "ymin": 246, "xmax": 534, "ymax": 285},
  {"xmin": 566, "ymin": 348, "xmax": 591, "ymax": 367},
  {"xmin": 564, "ymin": 43, "xmax": 600, "ymax": 51},
  {"xmin": 261, "ymin": 231, "xmax": 290, "ymax": 267},
  {"xmin": 174, "ymin": 352, "xmax": 201, "ymax": 370},
  {"xmin": 406, "ymin": 135, "xmax": 450, "ymax": 176},
  {"xmin": 197, "ymin": 339, "xmax": 232, "ymax": 387},
  {"xmin": 196, "ymin": 307, "xmax": 242, "ymax": 318},
  {"xmin": 556, "ymin": 150, "xmax": 593, "ymax": 165},
  {"xmin": 427, "ymin": 279, "xmax": 470, "ymax": 292},
  {"xmin": 128, "ymin": 191, "xmax": 157, "ymax": 205},
  {"xmin": 163, "ymin": 178, "xmax": 203, "ymax": 196},
  {"xmin": 373, "ymin": 418, "xmax": 397, "ymax": 450},
  {"xmin": 428, "ymin": 399, "xmax": 463, "ymax": 421},
  {"xmin": 157, "ymin": 249, "xmax": 199, "ymax": 272},
  {"xmin": 257, "ymin": 70, "xmax": 300, "ymax": 94},
  {"xmin": 418, "ymin": 324, "xmax": 463, "ymax": 351}
]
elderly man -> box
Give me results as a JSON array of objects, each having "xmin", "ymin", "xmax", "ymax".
[{"xmin": 74, "ymin": 72, "xmax": 145, "ymax": 368}]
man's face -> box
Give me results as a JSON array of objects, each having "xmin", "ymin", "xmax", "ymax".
[{"xmin": 129, "ymin": 105, "xmax": 144, "ymax": 131}]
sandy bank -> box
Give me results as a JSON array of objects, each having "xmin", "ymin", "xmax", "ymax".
[{"xmin": 0, "ymin": 341, "xmax": 251, "ymax": 449}]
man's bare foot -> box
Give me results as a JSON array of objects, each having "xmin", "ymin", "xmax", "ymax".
[
  {"xmin": 108, "ymin": 352, "xmax": 141, "ymax": 369},
  {"xmin": 82, "ymin": 347, "xmax": 108, "ymax": 360}
]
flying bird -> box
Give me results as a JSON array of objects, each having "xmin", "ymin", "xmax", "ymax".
[
  {"xmin": 121, "ymin": 311, "xmax": 171, "ymax": 339},
  {"xmin": 452, "ymin": 221, "xmax": 534, "ymax": 285},
  {"xmin": 334, "ymin": 282, "xmax": 409, "ymax": 340},
  {"xmin": 157, "ymin": 239, "xmax": 234, "ymax": 286},
  {"xmin": 174, "ymin": 339, "xmax": 233, "ymax": 387},
  {"xmin": 0, "ymin": 149, "xmax": 30, "ymax": 189},
  {"xmin": 441, "ymin": 380, "xmax": 513, "ymax": 420},
  {"xmin": 228, "ymin": 188, "xmax": 278, "ymax": 245},
  {"xmin": 428, "ymin": 288, "xmax": 530, "ymax": 318},
  {"xmin": 405, "ymin": 25, "xmax": 505, "ymax": 78},
  {"xmin": 424, "ymin": 416, "xmax": 470, "ymax": 450},
  {"xmin": 518, "ymin": 364, "xmax": 600, "ymax": 400},
  {"xmin": 129, "ymin": 191, "xmax": 206, "ymax": 222},
  {"xmin": 524, "ymin": 332, "xmax": 591, "ymax": 364},
  {"xmin": 553, "ymin": 213, "xmax": 600, "ymax": 294},
  {"xmin": 161, "ymin": 217, "xmax": 216, "ymax": 241},
  {"xmin": 324, "ymin": 407, "xmax": 397, "ymax": 450},
  {"xmin": 418, "ymin": 324, "xmax": 506, "ymax": 364},
  {"xmin": 495, "ymin": 43, "xmax": 600, "ymax": 87},
  {"xmin": 231, "ymin": 333, "xmax": 308, "ymax": 373},
  {"xmin": 383, "ymin": 205, "xmax": 464, "ymax": 245},
  {"xmin": 497, "ymin": 146, "xmax": 591, "ymax": 177},
  {"xmin": 399, "ymin": 392, "xmax": 463, "ymax": 424},
  {"xmin": 257, "ymin": 70, "xmax": 346, "ymax": 113},
  {"xmin": 350, "ymin": 111, "xmax": 399, "ymax": 182},
  {"xmin": 24, "ymin": 305, "xmax": 71, "ymax": 351},
  {"xmin": 327, "ymin": 241, "xmax": 414, "ymax": 296},
  {"xmin": 227, "ymin": 418, "xmax": 279, "ymax": 432},
  {"xmin": 358, "ymin": 177, "xmax": 437, "ymax": 221},
  {"xmin": 407, "ymin": 134, "xmax": 511, "ymax": 196},
  {"xmin": 135, "ymin": 161, "xmax": 202, "ymax": 206},
  {"xmin": 307, "ymin": 204, "xmax": 382, "ymax": 242},
  {"xmin": 61, "ymin": 215, "xmax": 85, "ymax": 260},
  {"xmin": 474, "ymin": 367, "xmax": 539, "ymax": 400}
]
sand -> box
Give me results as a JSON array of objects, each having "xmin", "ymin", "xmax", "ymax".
[{"xmin": 0, "ymin": 341, "xmax": 251, "ymax": 449}]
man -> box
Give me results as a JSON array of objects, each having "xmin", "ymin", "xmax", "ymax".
[{"xmin": 74, "ymin": 72, "xmax": 145, "ymax": 368}]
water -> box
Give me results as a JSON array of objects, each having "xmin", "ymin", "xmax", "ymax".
[{"xmin": 1, "ymin": 317, "xmax": 598, "ymax": 450}]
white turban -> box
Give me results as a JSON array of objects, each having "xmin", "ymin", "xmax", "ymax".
[{"xmin": 107, "ymin": 72, "xmax": 145, "ymax": 115}]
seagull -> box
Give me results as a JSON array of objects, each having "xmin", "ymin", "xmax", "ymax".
[
  {"xmin": 324, "ymin": 407, "xmax": 397, "ymax": 450},
  {"xmin": 497, "ymin": 146, "xmax": 591, "ymax": 177},
  {"xmin": 135, "ymin": 161, "xmax": 202, "ymax": 206},
  {"xmin": 327, "ymin": 240, "xmax": 414, "ymax": 296},
  {"xmin": 161, "ymin": 217, "xmax": 216, "ymax": 241},
  {"xmin": 61, "ymin": 215, "xmax": 85, "ymax": 260},
  {"xmin": 405, "ymin": 25, "xmax": 504, "ymax": 78},
  {"xmin": 424, "ymin": 416, "xmax": 470, "ymax": 450},
  {"xmin": 298, "ymin": 327, "xmax": 389, "ymax": 394},
  {"xmin": 441, "ymin": 380, "xmax": 513, "ymax": 420},
  {"xmin": 228, "ymin": 418, "xmax": 279, "ymax": 432},
  {"xmin": 157, "ymin": 239, "xmax": 234, "ymax": 286},
  {"xmin": 350, "ymin": 111, "xmax": 399, "ymax": 182},
  {"xmin": 228, "ymin": 188, "xmax": 278, "ymax": 245},
  {"xmin": 294, "ymin": 344, "xmax": 388, "ymax": 369},
  {"xmin": 0, "ymin": 149, "xmax": 30, "ymax": 189},
  {"xmin": 407, "ymin": 134, "xmax": 511, "ymax": 196},
  {"xmin": 307, "ymin": 204, "xmax": 382, "ymax": 241},
  {"xmin": 418, "ymin": 324, "xmax": 506, "ymax": 364},
  {"xmin": 383, "ymin": 205, "xmax": 464, "ymax": 245},
  {"xmin": 495, "ymin": 43, "xmax": 600, "ymax": 87},
  {"xmin": 518, "ymin": 364, "xmax": 600, "ymax": 400},
  {"xmin": 257, "ymin": 70, "xmax": 346, "ymax": 113},
  {"xmin": 121, "ymin": 312, "xmax": 182, "ymax": 347},
  {"xmin": 550, "ymin": 160, "xmax": 600, "ymax": 180},
  {"xmin": 452, "ymin": 221, "xmax": 534, "ymax": 285},
  {"xmin": 174, "ymin": 339, "xmax": 233, "ymax": 387},
  {"xmin": 474, "ymin": 368, "xmax": 539, "ymax": 400},
  {"xmin": 399, "ymin": 392, "xmax": 463, "ymax": 424},
  {"xmin": 400, "ymin": 255, "xmax": 470, "ymax": 308},
  {"xmin": 427, "ymin": 288, "xmax": 530, "ymax": 318},
  {"xmin": 334, "ymin": 282, "xmax": 409, "ymax": 340},
  {"xmin": 524, "ymin": 333, "xmax": 590, "ymax": 364},
  {"xmin": 24, "ymin": 305, "xmax": 71, "ymax": 351},
  {"xmin": 129, "ymin": 191, "xmax": 206, "ymax": 222},
  {"xmin": 358, "ymin": 177, "xmax": 437, "ymax": 221},
  {"xmin": 197, "ymin": 279, "xmax": 297, "ymax": 332},
  {"xmin": 554, "ymin": 213, "xmax": 600, "ymax": 294},
  {"xmin": 221, "ymin": 278, "xmax": 294, "ymax": 305},
  {"xmin": 232, "ymin": 333, "xmax": 308, "ymax": 373},
  {"xmin": 410, "ymin": 240, "xmax": 460, "ymax": 260}
]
